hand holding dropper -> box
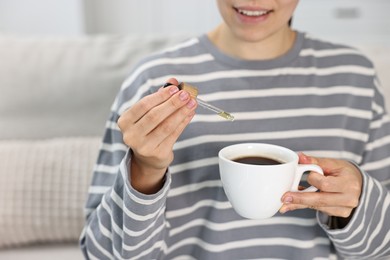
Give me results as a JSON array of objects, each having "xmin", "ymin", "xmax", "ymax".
[{"xmin": 164, "ymin": 82, "xmax": 234, "ymax": 121}]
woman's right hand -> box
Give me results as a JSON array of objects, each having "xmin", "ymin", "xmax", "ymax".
[{"xmin": 117, "ymin": 78, "xmax": 197, "ymax": 193}]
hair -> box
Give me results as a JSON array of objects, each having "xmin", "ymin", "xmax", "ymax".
[{"xmin": 288, "ymin": 17, "xmax": 293, "ymax": 27}]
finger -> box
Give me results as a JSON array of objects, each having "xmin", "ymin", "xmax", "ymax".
[
  {"xmin": 125, "ymin": 85, "xmax": 180, "ymax": 124},
  {"xmin": 131, "ymin": 105, "xmax": 196, "ymax": 170},
  {"xmin": 138, "ymin": 90, "xmax": 195, "ymax": 135},
  {"xmin": 161, "ymin": 78, "xmax": 179, "ymax": 89},
  {"xmin": 298, "ymin": 152, "xmax": 312, "ymax": 164},
  {"xmin": 165, "ymin": 78, "xmax": 179, "ymax": 86},
  {"xmin": 306, "ymin": 168, "xmax": 361, "ymax": 195},
  {"xmin": 306, "ymin": 171, "xmax": 342, "ymax": 193},
  {"xmin": 281, "ymin": 191, "xmax": 358, "ymax": 209},
  {"xmin": 279, "ymin": 203, "xmax": 353, "ymax": 218},
  {"xmin": 279, "ymin": 203, "xmax": 312, "ymax": 214},
  {"xmin": 157, "ymin": 110, "xmax": 196, "ymax": 151},
  {"xmin": 147, "ymin": 96, "xmax": 197, "ymax": 146},
  {"xmin": 118, "ymin": 86, "xmax": 184, "ymax": 149},
  {"xmin": 299, "ymin": 153, "xmax": 344, "ymax": 175}
]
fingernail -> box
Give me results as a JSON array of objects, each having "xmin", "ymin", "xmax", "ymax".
[
  {"xmin": 299, "ymin": 152, "xmax": 311, "ymax": 163},
  {"xmin": 279, "ymin": 206, "xmax": 289, "ymax": 214},
  {"xmin": 170, "ymin": 86, "xmax": 179, "ymax": 95},
  {"xmin": 283, "ymin": 196, "xmax": 293, "ymax": 204},
  {"xmin": 179, "ymin": 91, "xmax": 189, "ymax": 101},
  {"xmin": 187, "ymin": 99, "xmax": 196, "ymax": 108}
]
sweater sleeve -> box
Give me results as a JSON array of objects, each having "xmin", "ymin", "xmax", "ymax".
[
  {"xmin": 80, "ymin": 135, "xmax": 172, "ymax": 260},
  {"xmin": 79, "ymin": 65, "xmax": 172, "ymax": 259},
  {"xmin": 318, "ymin": 77, "xmax": 390, "ymax": 259},
  {"xmin": 318, "ymin": 172, "xmax": 390, "ymax": 259}
]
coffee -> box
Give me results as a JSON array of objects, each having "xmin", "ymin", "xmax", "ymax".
[{"xmin": 233, "ymin": 156, "xmax": 283, "ymax": 165}]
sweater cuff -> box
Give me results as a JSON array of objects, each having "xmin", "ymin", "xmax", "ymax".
[
  {"xmin": 119, "ymin": 149, "xmax": 172, "ymax": 214},
  {"xmin": 316, "ymin": 164, "xmax": 390, "ymax": 259},
  {"xmin": 317, "ymin": 169, "xmax": 367, "ymax": 235},
  {"xmin": 316, "ymin": 168, "xmax": 389, "ymax": 258}
]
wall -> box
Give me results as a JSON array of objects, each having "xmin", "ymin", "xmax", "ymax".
[
  {"xmin": 293, "ymin": 0, "xmax": 390, "ymax": 45},
  {"xmin": 0, "ymin": 0, "xmax": 389, "ymax": 46},
  {"xmin": 0, "ymin": 0, "xmax": 85, "ymax": 35},
  {"xmin": 83, "ymin": 0, "xmax": 221, "ymax": 35}
]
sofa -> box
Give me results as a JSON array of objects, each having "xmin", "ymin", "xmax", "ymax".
[
  {"xmin": 0, "ymin": 34, "xmax": 189, "ymax": 259},
  {"xmin": 0, "ymin": 34, "xmax": 389, "ymax": 259}
]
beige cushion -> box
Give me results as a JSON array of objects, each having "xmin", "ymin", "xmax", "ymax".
[{"xmin": 0, "ymin": 137, "xmax": 100, "ymax": 248}]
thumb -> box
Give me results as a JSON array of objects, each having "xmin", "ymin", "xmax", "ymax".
[
  {"xmin": 299, "ymin": 153, "xmax": 340, "ymax": 175},
  {"xmin": 298, "ymin": 152, "xmax": 314, "ymax": 164},
  {"xmin": 166, "ymin": 77, "xmax": 179, "ymax": 86}
]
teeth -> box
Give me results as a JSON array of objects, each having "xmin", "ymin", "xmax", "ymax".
[{"xmin": 238, "ymin": 9, "xmax": 269, "ymax": 17}]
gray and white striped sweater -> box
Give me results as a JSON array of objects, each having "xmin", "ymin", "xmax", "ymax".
[{"xmin": 80, "ymin": 32, "xmax": 390, "ymax": 260}]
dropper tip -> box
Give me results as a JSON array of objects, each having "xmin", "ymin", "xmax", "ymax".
[{"xmin": 218, "ymin": 112, "xmax": 235, "ymax": 121}]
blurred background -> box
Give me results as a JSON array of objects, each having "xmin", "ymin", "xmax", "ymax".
[{"xmin": 0, "ymin": 0, "xmax": 389, "ymax": 45}]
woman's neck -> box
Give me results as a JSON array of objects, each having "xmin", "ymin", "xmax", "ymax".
[{"xmin": 207, "ymin": 24, "xmax": 296, "ymax": 60}]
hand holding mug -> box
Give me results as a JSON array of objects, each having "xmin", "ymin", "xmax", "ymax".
[
  {"xmin": 218, "ymin": 143, "xmax": 324, "ymax": 219},
  {"xmin": 280, "ymin": 153, "xmax": 362, "ymax": 219}
]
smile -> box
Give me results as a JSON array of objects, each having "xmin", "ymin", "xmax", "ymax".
[{"xmin": 235, "ymin": 8, "xmax": 272, "ymax": 17}]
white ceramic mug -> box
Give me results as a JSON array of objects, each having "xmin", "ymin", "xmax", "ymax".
[{"xmin": 218, "ymin": 143, "xmax": 324, "ymax": 219}]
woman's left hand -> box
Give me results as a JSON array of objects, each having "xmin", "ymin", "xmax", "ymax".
[{"xmin": 279, "ymin": 153, "xmax": 363, "ymax": 218}]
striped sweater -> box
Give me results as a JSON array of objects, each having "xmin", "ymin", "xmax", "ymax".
[{"xmin": 80, "ymin": 32, "xmax": 390, "ymax": 259}]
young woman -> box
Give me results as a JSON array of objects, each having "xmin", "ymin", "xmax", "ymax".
[{"xmin": 80, "ymin": 1, "xmax": 390, "ymax": 259}]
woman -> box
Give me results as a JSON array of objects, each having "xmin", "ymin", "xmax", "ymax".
[{"xmin": 80, "ymin": 0, "xmax": 390, "ymax": 259}]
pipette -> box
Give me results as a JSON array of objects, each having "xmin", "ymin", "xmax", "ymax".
[{"xmin": 164, "ymin": 82, "xmax": 234, "ymax": 121}]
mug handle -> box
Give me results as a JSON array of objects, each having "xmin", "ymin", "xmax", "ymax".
[{"xmin": 291, "ymin": 164, "xmax": 324, "ymax": 192}]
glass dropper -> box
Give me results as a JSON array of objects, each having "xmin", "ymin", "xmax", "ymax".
[{"xmin": 196, "ymin": 98, "xmax": 235, "ymax": 121}]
